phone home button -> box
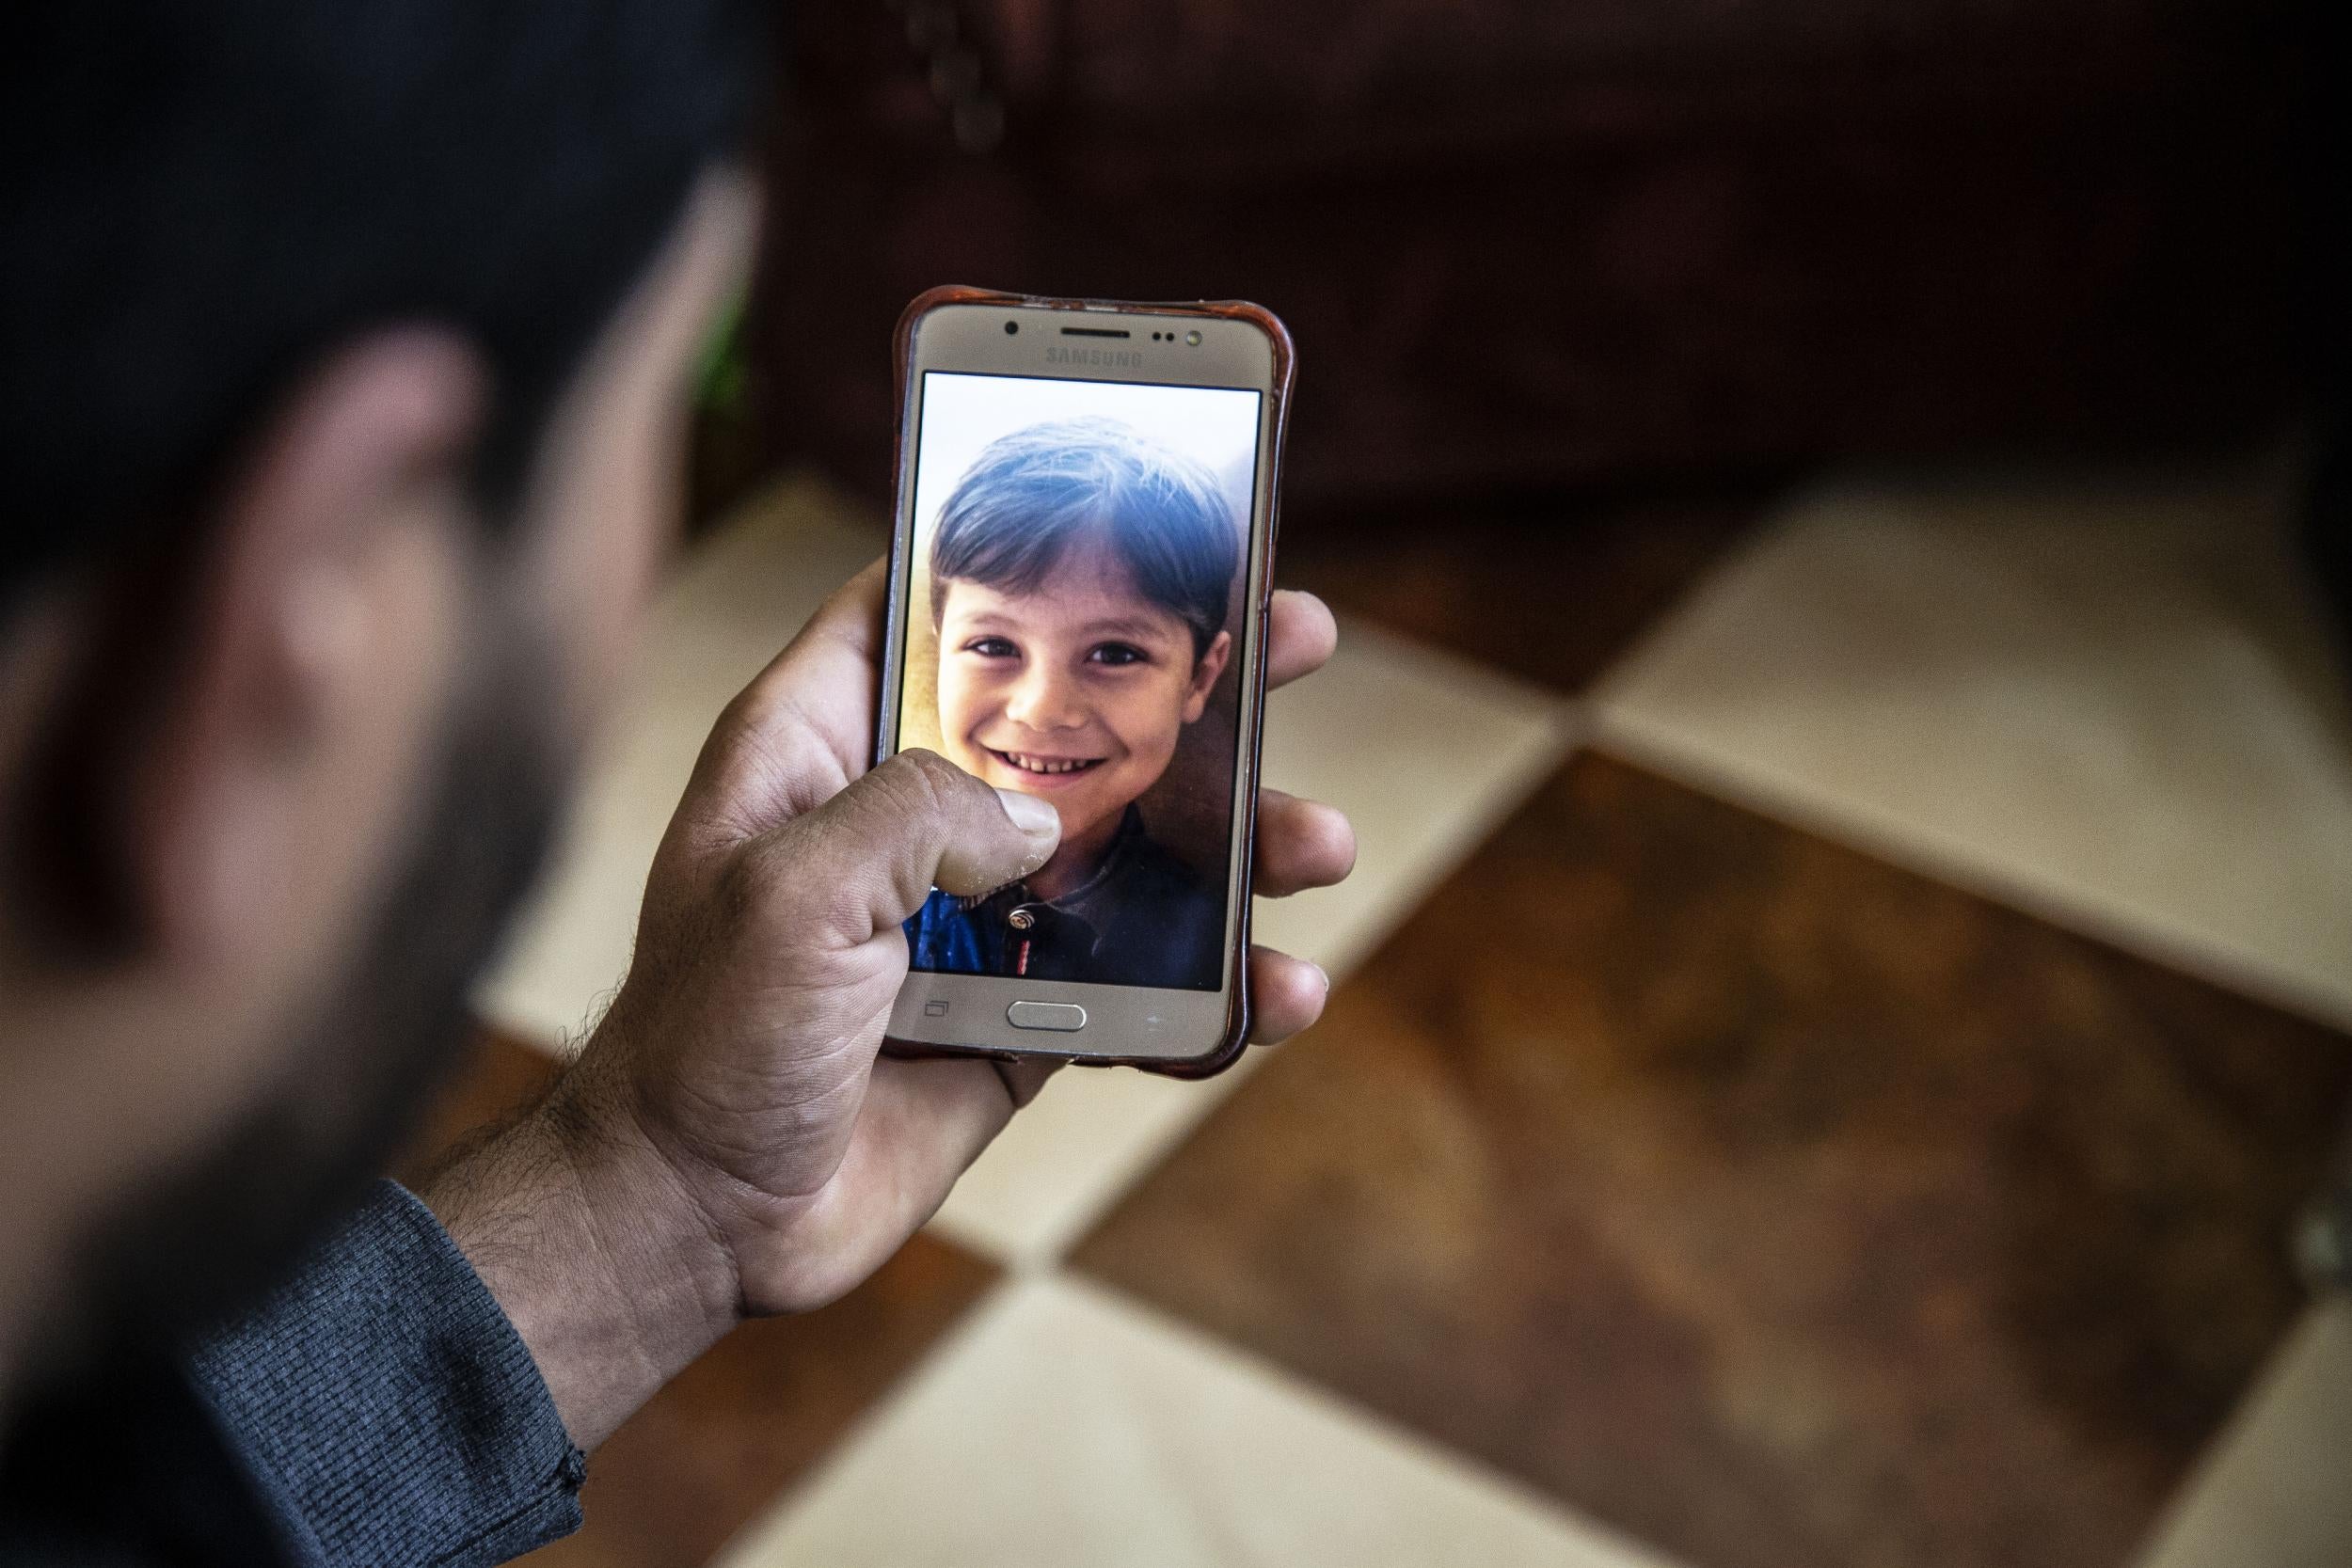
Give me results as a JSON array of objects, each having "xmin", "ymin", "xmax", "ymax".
[{"xmin": 1006, "ymin": 1001, "xmax": 1088, "ymax": 1033}]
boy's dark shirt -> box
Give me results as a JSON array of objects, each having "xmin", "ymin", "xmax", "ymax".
[
  {"xmin": 0, "ymin": 1182, "xmax": 584, "ymax": 1566},
  {"xmin": 905, "ymin": 804, "xmax": 1224, "ymax": 990}
]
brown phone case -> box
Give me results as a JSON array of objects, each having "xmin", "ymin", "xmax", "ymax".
[{"xmin": 877, "ymin": 285, "xmax": 1295, "ymax": 1079}]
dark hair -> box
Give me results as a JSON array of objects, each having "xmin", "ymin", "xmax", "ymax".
[
  {"xmin": 0, "ymin": 0, "xmax": 766, "ymax": 596},
  {"xmin": 929, "ymin": 417, "xmax": 1242, "ymax": 662}
]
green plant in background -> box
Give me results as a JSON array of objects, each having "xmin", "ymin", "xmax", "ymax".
[
  {"xmin": 694, "ymin": 287, "xmax": 750, "ymax": 420},
  {"xmin": 683, "ymin": 286, "xmax": 769, "ymax": 527}
]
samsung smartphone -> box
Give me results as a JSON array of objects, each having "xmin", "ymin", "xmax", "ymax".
[{"xmin": 877, "ymin": 287, "xmax": 1293, "ymax": 1077}]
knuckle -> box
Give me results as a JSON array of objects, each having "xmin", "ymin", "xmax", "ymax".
[
  {"xmin": 747, "ymin": 828, "xmax": 865, "ymax": 936},
  {"xmin": 872, "ymin": 749, "xmax": 941, "ymax": 807},
  {"xmin": 710, "ymin": 837, "xmax": 786, "ymax": 930},
  {"xmin": 885, "ymin": 749, "xmax": 982, "ymax": 823}
]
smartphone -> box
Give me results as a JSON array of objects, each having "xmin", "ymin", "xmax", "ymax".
[{"xmin": 877, "ymin": 287, "xmax": 1293, "ymax": 1077}]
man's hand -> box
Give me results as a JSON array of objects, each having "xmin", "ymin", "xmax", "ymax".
[{"xmin": 426, "ymin": 563, "xmax": 1355, "ymax": 1447}]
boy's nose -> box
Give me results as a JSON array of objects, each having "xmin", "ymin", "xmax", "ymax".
[{"xmin": 1003, "ymin": 665, "xmax": 1088, "ymax": 730}]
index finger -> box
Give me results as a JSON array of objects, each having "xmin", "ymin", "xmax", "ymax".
[
  {"xmin": 722, "ymin": 559, "xmax": 888, "ymax": 759},
  {"xmin": 1265, "ymin": 590, "xmax": 1338, "ymax": 690},
  {"xmin": 676, "ymin": 562, "xmax": 887, "ymax": 834}
]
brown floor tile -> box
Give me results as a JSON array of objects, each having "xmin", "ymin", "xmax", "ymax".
[
  {"xmin": 511, "ymin": 1235, "xmax": 995, "ymax": 1568},
  {"xmin": 1275, "ymin": 483, "xmax": 1776, "ymax": 693},
  {"xmin": 1073, "ymin": 752, "xmax": 2352, "ymax": 1568},
  {"xmin": 398, "ymin": 1031, "xmax": 1000, "ymax": 1568}
]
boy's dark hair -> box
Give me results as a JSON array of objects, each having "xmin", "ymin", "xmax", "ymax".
[
  {"xmin": 0, "ymin": 0, "xmax": 766, "ymax": 596},
  {"xmin": 930, "ymin": 417, "xmax": 1242, "ymax": 663}
]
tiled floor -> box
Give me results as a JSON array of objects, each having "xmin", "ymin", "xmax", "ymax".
[
  {"xmin": 1273, "ymin": 484, "xmax": 1772, "ymax": 694},
  {"xmin": 417, "ymin": 456, "xmax": 2352, "ymax": 1567},
  {"xmin": 532, "ymin": 1232, "xmax": 996, "ymax": 1568},
  {"xmin": 713, "ymin": 1275, "xmax": 1678, "ymax": 1568},
  {"xmin": 1593, "ymin": 458, "xmax": 2352, "ymax": 1032},
  {"xmin": 2136, "ymin": 1300, "xmax": 2352, "ymax": 1568},
  {"xmin": 1075, "ymin": 753, "xmax": 2348, "ymax": 1568}
]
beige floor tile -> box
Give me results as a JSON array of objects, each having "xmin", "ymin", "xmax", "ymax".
[
  {"xmin": 714, "ymin": 1274, "xmax": 1679, "ymax": 1568},
  {"xmin": 2133, "ymin": 1299, "xmax": 2352, "ymax": 1568},
  {"xmin": 927, "ymin": 620, "xmax": 1573, "ymax": 1267},
  {"xmin": 474, "ymin": 475, "xmax": 883, "ymax": 1047},
  {"xmin": 1594, "ymin": 456, "xmax": 2352, "ymax": 1031}
]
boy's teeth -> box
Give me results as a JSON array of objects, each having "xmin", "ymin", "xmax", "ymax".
[{"xmin": 1007, "ymin": 752, "xmax": 1090, "ymax": 775}]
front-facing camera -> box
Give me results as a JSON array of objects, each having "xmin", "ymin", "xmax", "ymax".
[{"xmin": 1004, "ymin": 321, "xmax": 1019, "ymax": 335}]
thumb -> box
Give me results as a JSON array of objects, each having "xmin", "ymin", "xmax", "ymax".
[{"xmin": 776, "ymin": 750, "xmax": 1061, "ymax": 939}]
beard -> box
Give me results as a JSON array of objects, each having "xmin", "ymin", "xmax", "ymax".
[{"xmin": 35, "ymin": 612, "xmax": 567, "ymax": 1379}]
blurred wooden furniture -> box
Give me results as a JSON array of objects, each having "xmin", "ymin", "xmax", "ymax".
[{"xmin": 748, "ymin": 0, "xmax": 2312, "ymax": 505}]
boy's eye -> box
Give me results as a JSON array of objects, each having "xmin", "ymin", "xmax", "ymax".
[
  {"xmin": 963, "ymin": 636, "xmax": 1020, "ymax": 658},
  {"xmin": 1088, "ymin": 641, "xmax": 1150, "ymax": 667}
]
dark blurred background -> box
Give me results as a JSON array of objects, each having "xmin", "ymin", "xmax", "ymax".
[{"xmin": 697, "ymin": 0, "xmax": 2328, "ymax": 532}]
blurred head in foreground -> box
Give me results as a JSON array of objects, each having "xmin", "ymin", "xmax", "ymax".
[{"xmin": 0, "ymin": 0, "xmax": 764, "ymax": 1400}]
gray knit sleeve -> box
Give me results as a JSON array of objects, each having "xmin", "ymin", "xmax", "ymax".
[{"xmin": 185, "ymin": 1181, "xmax": 586, "ymax": 1567}]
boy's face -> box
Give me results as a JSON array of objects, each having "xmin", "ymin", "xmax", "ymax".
[{"xmin": 935, "ymin": 535, "xmax": 1231, "ymax": 856}]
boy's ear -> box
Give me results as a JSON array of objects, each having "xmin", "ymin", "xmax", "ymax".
[{"xmin": 1181, "ymin": 629, "xmax": 1232, "ymax": 722}]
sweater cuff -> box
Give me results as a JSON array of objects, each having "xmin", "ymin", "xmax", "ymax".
[{"xmin": 187, "ymin": 1180, "xmax": 586, "ymax": 1567}]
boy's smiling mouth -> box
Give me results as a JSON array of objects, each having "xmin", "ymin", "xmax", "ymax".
[{"xmin": 988, "ymin": 746, "xmax": 1106, "ymax": 783}]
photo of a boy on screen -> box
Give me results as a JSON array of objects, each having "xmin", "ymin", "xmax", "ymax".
[{"xmin": 904, "ymin": 416, "xmax": 1241, "ymax": 990}]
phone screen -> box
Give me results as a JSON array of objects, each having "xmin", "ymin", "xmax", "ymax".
[{"xmin": 896, "ymin": 370, "xmax": 1265, "ymax": 992}]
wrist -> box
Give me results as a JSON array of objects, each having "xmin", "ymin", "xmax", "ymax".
[
  {"xmin": 545, "ymin": 1047, "xmax": 748, "ymax": 1337},
  {"xmin": 424, "ymin": 1035, "xmax": 743, "ymax": 1449}
]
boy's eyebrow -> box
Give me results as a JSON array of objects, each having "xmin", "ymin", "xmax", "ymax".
[
  {"xmin": 950, "ymin": 603, "xmax": 1183, "ymax": 641},
  {"xmin": 1076, "ymin": 613, "xmax": 1178, "ymax": 640}
]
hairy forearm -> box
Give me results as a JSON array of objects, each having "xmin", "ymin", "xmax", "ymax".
[{"xmin": 421, "ymin": 1051, "xmax": 741, "ymax": 1450}]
